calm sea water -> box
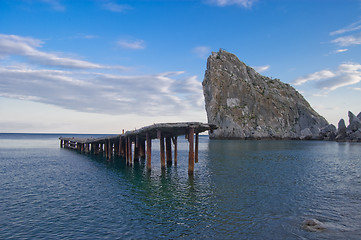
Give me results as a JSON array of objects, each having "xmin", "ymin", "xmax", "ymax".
[{"xmin": 1, "ymin": 133, "xmax": 361, "ymax": 239}]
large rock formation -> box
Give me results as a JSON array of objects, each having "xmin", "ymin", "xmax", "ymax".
[{"xmin": 202, "ymin": 49, "xmax": 329, "ymax": 139}]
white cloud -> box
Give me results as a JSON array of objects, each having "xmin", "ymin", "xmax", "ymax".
[
  {"xmin": 352, "ymin": 87, "xmax": 361, "ymax": 91},
  {"xmin": 0, "ymin": 33, "xmax": 205, "ymax": 119},
  {"xmin": 294, "ymin": 70, "xmax": 335, "ymax": 86},
  {"xmin": 293, "ymin": 63, "xmax": 361, "ymax": 91},
  {"xmin": 0, "ymin": 34, "xmax": 125, "ymax": 69},
  {"xmin": 252, "ymin": 65, "xmax": 270, "ymax": 73},
  {"xmin": 117, "ymin": 39, "xmax": 146, "ymax": 50},
  {"xmin": 334, "ymin": 49, "xmax": 348, "ymax": 53},
  {"xmin": 206, "ymin": 0, "xmax": 257, "ymax": 8},
  {"xmin": 39, "ymin": 0, "xmax": 65, "ymax": 11},
  {"xmin": 0, "ymin": 65, "xmax": 204, "ymax": 116},
  {"xmin": 192, "ymin": 46, "xmax": 210, "ymax": 59},
  {"xmin": 330, "ymin": 19, "xmax": 361, "ymax": 36},
  {"xmin": 332, "ymin": 34, "xmax": 361, "ymax": 47},
  {"xmin": 102, "ymin": 1, "xmax": 130, "ymax": 12}
]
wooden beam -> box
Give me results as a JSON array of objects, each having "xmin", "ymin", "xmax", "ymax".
[
  {"xmin": 166, "ymin": 136, "xmax": 172, "ymax": 165},
  {"xmin": 92, "ymin": 143, "xmax": 96, "ymax": 155},
  {"xmin": 188, "ymin": 128, "xmax": 194, "ymax": 175},
  {"xmin": 105, "ymin": 141, "xmax": 108, "ymax": 158},
  {"xmin": 128, "ymin": 137, "xmax": 132, "ymax": 166},
  {"xmin": 125, "ymin": 138, "xmax": 128, "ymax": 164},
  {"xmin": 85, "ymin": 143, "xmax": 89, "ymax": 153},
  {"xmin": 134, "ymin": 136, "xmax": 139, "ymax": 161},
  {"xmin": 146, "ymin": 132, "xmax": 151, "ymax": 171},
  {"xmin": 139, "ymin": 139, "xmax": 145, "ymax": 159},
  {"xmin": 195, "ymin": 133, "xmax": 199, "ymax": 163},
  {"xmin": 108, "ymin": 140, "xmax": 111, "ymax": 159},
  {"xmin": 159, "ymin": 132, "xmax": 165, "ymax": 169},
  {"xmin": 120, "ymin": 137, "xmax": 125, "ymax": 157},
  {"xmin": 172, "ymin": 136, "xmax": 178, "ymax": 166},
  {"xmin": 118, "ymin": 137, "xmax": 122, "ymax": 156},
  {"xmin": 114, "ymin": 142, "xmax": 119, "ymax": 156}
]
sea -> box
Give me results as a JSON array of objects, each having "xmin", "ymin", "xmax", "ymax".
[{"xmin": 1, "ymin": 133, "xmax": 361, "ymax": 240}]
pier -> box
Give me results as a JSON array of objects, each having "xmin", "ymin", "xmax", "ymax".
[{"xmin": 59, "ymin": 122, "xmax": 217, "ymax": 174}]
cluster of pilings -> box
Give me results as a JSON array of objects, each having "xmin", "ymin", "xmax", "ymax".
[{"xmin": 60, "ymin": 122, "xmax": 217, "ymax": 175}]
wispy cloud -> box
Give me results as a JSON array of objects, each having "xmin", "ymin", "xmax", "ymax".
[
  {"xmin": 334, "ymin": 48, "xmax": 348, "ymax": 53},
  {"xmin": 39, "ymin": 0, "xmax": 66, "ymax": 11},
  {"xmin": 192, "ymin": 46, "xmax": 210, "ymax": 59},
  {"xmin": 252, "ymin": 65, "xmax": 270, "ymax": 73},
  {"xmin": 0, "ymin": 66, "xmax": 204, "ymax": 116},
  {"xmin": 101, "ymin": 1, "xmax": 131, "ymax": 12},
  {"xmin": 206, "ymin": 0, "xmax": 257, "ymax": 8},
  {"xmin": 293, "ymin": 63, "xmax": 361, "ymax": 92},
  {"xmin": 0, "ymin": 33, "xmax": 204, "ymax": 117},
  {"xmin": 117, "ymin": 39, "xmax": 146, "ymax": 50},
  {"xmin": 294, "ymin": 70, "xmax": 336, "ymax": 86},
  {"xmin": 331, "ymin": 34, "xmax": 361, "ymax": 47},
  {"xmin": 330, "ymin": 19, "xmax": 361, "ymax": 36},
  {"xmin": 0, "ymin": 34, "xmax": 125, "ymax": 69}
]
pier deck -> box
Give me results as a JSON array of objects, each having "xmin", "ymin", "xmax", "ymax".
[{"xmin": 60, "ymin": 122, "xmax": 217, "ymax": 174}]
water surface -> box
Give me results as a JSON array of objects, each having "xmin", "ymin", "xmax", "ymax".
[{"xmin": 1, "ymin": 134, "xmax": 361, "ymax": 239}]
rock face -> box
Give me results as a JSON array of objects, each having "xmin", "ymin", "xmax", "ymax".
[
  {"xmin": 302, "ymin": 219, "xmax": 326, "ymax": 232},
  {"xmin": 335, "ymin": 111, "xmax": 361, "ymax": 142},
  {"xmin": 202, "ymin": 49, "xmax": 329, "ymax": 139}
]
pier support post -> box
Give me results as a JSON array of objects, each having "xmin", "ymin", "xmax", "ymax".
[
  {"xmin": 158, "ymin": 131, "xmax": 165, "ymax": 169},
  {"xmin": 85, "ymin": 143, "xmax": 89, "ymax": 153},
  {"xmin": 125, "ymin": 138, "xmax": 128, "ymax": 164},
  {"xmin": 96, "ymin": 143, "xmax": 100, "ymax": 155},
  {"xmin": 134, "ymin": 136, "xmax": 139, "ymax": 161},
  {"xmin": 195, "ymin": 133, "xmax": 199, "ymax": 163},
  {"xmin": 120, "ymin": 137, "xmax": 125, "ymax": 158},
  {"xmin": 114, "ymin": 142, "xmax": 119, "ymax": 156},
  {"xmin": 188, "ymin": 128, "xmax": 195, "ymax": 175},
  {"xmin": 105, "ymin": 141, "xmax": 108, "ymax": 158},
  {"xmin": 128, "ymin": 137, "xmax": 132, "ymax": 166},
  {"xmin": 139, "ymin": 139, "xmax": 145, "ymax": 159},
  {"xmin": 93, "ymin": 143, "xmax": 97, "ymax": 155},
  {"xmin": 99, "ymin": 144, "xmax": 103, "ymax": 154},
  {"xmin": 107, "ymin": 140, "xmax": 112, "ymax": 160},
  {"xmin": 146, "ymin": 133, "xmax": 151, "ymax": 171},
  {"xmin": 172, "ymin": 136, "xmax": 178, "ymax": 166},
  {"xmin": 117, "ymin": 137, "xmax": 122, "ymax": 156},
  {"xmin": 166, "ymin": 137, "xmax": 172, "ymax": 165},
  {"xmin": 60, "ymin": 140, "xmax": 63, "ymax": 148}
]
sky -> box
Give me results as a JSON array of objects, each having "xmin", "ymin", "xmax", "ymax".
[{"xmin": 1, "ymin": 0, "xmax": 361, "ymax": 133}]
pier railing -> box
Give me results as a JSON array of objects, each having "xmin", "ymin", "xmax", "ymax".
[{"xmin": 59, "ymin": 122, "xmax": 217, "ymax": 175}]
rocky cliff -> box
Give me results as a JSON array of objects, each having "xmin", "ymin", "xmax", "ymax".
[{"xmin": 202, "ymin": 49, "xmax": 329, "ymax": 139}]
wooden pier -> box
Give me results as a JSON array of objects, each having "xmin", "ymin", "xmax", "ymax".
[{"xmin": 59, "ymin": 122, "xmax": 217, "ymax": 175}]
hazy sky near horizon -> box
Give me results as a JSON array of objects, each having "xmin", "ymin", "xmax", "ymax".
[{"xmin": 1, "ymin": 0, "xmax": 361, "ymax": 133}]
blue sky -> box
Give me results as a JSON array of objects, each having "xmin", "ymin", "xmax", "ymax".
[{"xmin": 1, "ymin": 0, "xmax": 361, "ymax": 133}]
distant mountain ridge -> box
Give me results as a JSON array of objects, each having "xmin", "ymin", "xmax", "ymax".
[{"xmin": 202, "ymin": 49, "xmax": 329, "ymax": 139}]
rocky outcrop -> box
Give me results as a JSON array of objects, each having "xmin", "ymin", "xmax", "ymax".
[
  {"xmin": 202, "ymin": 49, "xmax": 329, "ymax": 139},
  {"xmin": 334, "ymin": 111, "xmax": 361, "ymax": 142},
  {"xmin": 302, "ymin": 219, "xmax": 326, "ymax": 232},
  {"xmin": 319, "ymin": 124, "xmax": 337, "ymax": 141}
]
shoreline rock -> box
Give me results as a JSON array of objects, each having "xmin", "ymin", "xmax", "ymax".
[
  {"xmin": 202, "ymin": 49, "xmax": 329, "ymax": 140},
  {"xmin": 333, "ymin": 111, "xmax": 361, "ymax": 142}
]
